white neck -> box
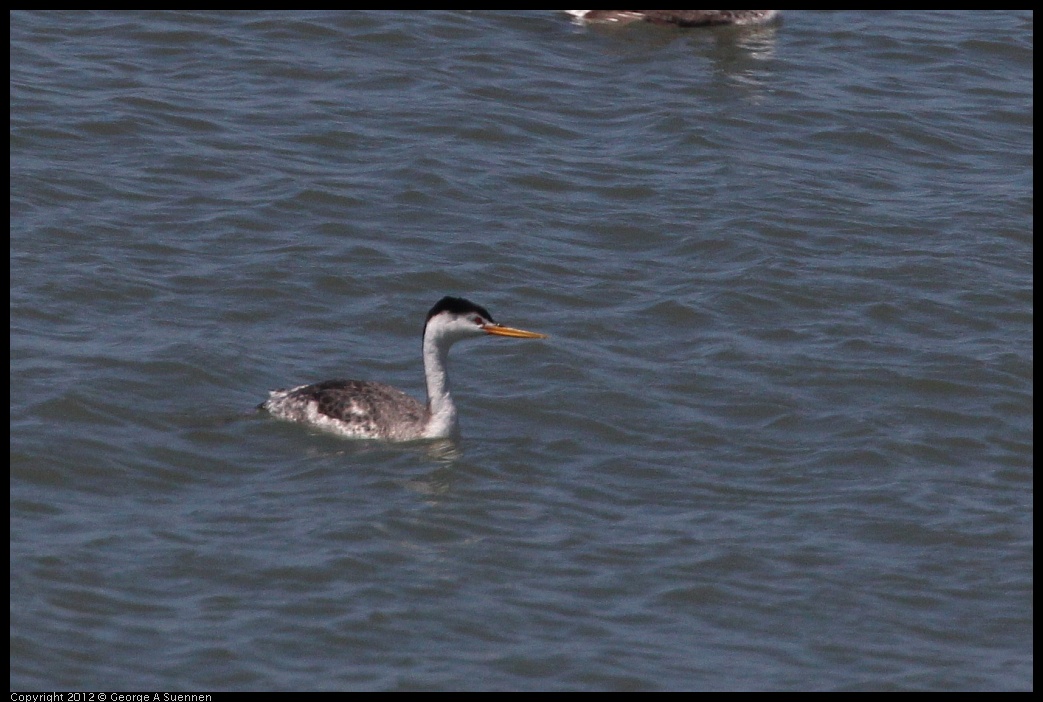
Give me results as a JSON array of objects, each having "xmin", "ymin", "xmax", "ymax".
[{"xmin": 421, "ymin": 330, "xmax": 458, "ymax": 438}]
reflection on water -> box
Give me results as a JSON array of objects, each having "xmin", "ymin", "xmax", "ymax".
[
  {"xmin": 565, "ymin": 11, "xmax": 781, "ymax": 94},
  {"xmin": 422, "ymin": 438, "xmax": 464, "ymax": 464}
]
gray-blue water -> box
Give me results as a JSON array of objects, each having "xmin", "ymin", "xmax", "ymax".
[{"xmin": 10, "ymin": 10, "xmax": 1032, "ymax": 691}]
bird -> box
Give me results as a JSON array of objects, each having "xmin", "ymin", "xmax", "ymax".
[
  {"xmin": 258, "ymin": 296, "xmax": 547, "ymax": 441},
  {"xmin": 566, "ymin": 10, "xmax": 779, "ymax": 28}
]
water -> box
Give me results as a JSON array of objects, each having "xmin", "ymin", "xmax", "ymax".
[{"xmin": 10, "ymin": 10, "xmax": 1032, "ymax": 691}]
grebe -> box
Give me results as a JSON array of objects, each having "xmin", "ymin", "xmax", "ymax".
[
  {"xmin": 566, "ymin": 11, "xmax": 779, "ymax": 27},
  {"xmin": 259, "ymin": 296, "xmax": 547, "ymax": 441}
]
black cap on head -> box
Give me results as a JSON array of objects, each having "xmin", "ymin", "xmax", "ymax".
[{"xmin": 425, "ymin": 296, "xmax": 495, "ymax": 328}]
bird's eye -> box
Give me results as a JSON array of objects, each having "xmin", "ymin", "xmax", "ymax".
[{"xmin": 472, "ymin": 316, "xmax": 484, "ymax": 325}]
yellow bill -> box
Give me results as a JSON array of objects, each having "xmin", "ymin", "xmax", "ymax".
[{"xmin": 482, "ymin": 323, "xmax": 548, "ymax": 339}]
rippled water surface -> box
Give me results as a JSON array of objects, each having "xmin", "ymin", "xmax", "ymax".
[{"xmin": 10, "ymin": 11, "xmax": 1032, "ymax": 691}]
